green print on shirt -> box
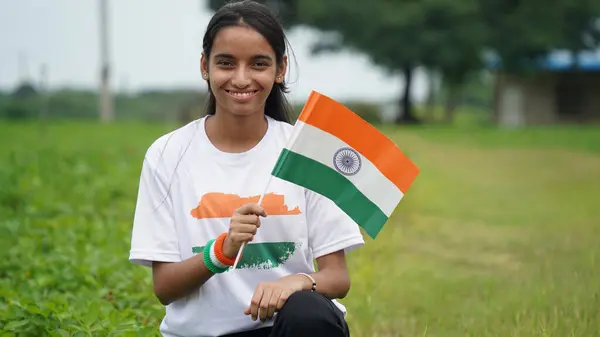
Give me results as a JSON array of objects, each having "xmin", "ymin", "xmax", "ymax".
[{"xmin": 192, "ymin": 242, "xmax": 301, "ymax": 270}]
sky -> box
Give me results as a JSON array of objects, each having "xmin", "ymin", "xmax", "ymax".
[{"xmin": 0, "ymin": 0, "xmax": 429, "ymax": 103}]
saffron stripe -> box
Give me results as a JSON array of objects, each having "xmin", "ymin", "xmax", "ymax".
[{"xmin": 297, "ymin": 91, "xmax": 420, "ymax": 193}]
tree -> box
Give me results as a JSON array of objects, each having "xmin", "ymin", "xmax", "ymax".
[
  {"xmin": 480, "ymin": 0, "xmax": 600, "ymax": 73},
  {"xmin": 206, "ymin": 0, "xmax": 488, "ymax": 124},
  {"xmin": 206, "ymin": 0, "xmax": 600, "ymax": 124},
  {"xmin": 416, "ymin": 0, "xmax": 488, "ymax": 123}
]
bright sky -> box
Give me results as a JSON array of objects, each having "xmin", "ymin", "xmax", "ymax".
[{"xmin": 0, "ymin": 0, "xmax": 428, "ymax": 103}]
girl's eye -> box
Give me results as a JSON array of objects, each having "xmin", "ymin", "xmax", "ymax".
[{"xmin": 217, "ymin": 60, "xmax": 233, "ymax": 66}]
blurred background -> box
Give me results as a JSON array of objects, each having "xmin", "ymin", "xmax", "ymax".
[
  {"xmin": 2, "ymin": 0, "xmax": 600, "ymax": 126},
  {"xmin": 1, "ymin": 0, "xmax": 599, "ymax": 336}
]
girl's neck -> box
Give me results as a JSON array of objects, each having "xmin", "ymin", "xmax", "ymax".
[{"xmin": 204, "ymin": 109, "xmax": 268, "ymax": 153}]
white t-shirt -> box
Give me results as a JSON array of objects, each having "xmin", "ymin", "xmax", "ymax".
[{"xmin": 129, "ymin": 115, "xmax": 365, "ymax": 337}]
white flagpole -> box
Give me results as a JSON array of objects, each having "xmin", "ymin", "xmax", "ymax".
[
  {"xmin": 230, "ymin": 111, "xmax": 301, "ymax": 270},
  {"xmin": 231, "ymin": 175, "xmax": 273, "ymax": 270}
]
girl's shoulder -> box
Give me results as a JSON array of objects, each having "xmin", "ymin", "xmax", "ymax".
[
  {"xmin": 266, "ymin": 116, "xmax": 296, "ymax": 142},
  {"xmin": 142, "ymin": 119, "xmax": 202, "ymax": 168}
]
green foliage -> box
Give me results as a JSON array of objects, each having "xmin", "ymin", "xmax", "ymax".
[
  {"xmin": 480, "ymin": 0, "xmax": 600, "ymax": 72},
  {"xmin": 206, "ymin": 0, "xmax": 489, "ymax": 123},
  {"xmin": 0, "ymin": 123, "xmax": 172, "ymax": 336},
  {"xmin": 400, "ymin": 123, "xmax": 600, "ymax": 154},
  {"xmin": 207, "ymin": 0, "xmax": 600, "ymax": 124},
  {"xmin": 46, "ymin": 90, "xmax": 98, "ymax": 119},
  {"xmin": 1, "ymin": 97, "xmax": 41, "ymax": 120},
  {"xmin": 0, "ymin": 83, "xmax": 41, "ymax": 120},
  {"xmin": 0, "ymin": 85, "xmax": 206, "ymax": 122}
]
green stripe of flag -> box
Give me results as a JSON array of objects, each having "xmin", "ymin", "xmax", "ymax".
[{"xmin": 272, "ymin": 149, "xmax": 388, "ymax": 238}]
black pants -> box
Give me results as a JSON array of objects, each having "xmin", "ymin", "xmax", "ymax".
[{"xmin": 221, "ymin": 291, "xmax": 350, "ymax": 337}]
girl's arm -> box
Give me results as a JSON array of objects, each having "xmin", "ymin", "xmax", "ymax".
[
  {"xmin": 151, "ymin": 203, "xmax": 266, "ymax": 305},
  {"xmin": 243, "ymin": 250, "xmax": 351, "ymax": 321},
  {"xmin": 152, "ymin": 257, "xmax": 214, "ymax": 306},
  {"xmin": 310, "ymin": 249, "xmax": 351, "ymax": 299}
]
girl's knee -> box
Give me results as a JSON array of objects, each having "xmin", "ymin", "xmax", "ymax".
[{"xmin": 272, "ymin": 291, "xmax": 349, "ymax": 337}]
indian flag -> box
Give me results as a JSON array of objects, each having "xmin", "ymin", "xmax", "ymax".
[{"xmin": 271, "ymin": 91, "xmax": 420, "ymax": 239}]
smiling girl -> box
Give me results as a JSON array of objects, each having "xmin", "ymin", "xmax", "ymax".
[{"xmin": 129, "ymin": 1, "xmax": 364, "ymax": 336}]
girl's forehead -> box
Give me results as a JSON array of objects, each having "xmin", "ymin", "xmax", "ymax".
[{"xmin": 211, "ymin": 26, "xmax": 275, "ymax": 58}]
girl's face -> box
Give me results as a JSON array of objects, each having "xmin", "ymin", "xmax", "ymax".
[{"xmin": 201, "ymin": 25, "xmax": 287, "ymax": 118}]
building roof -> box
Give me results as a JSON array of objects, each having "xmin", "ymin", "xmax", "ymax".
[{"xmin": 485, "ymin": 49, "xmax": 600, "ymax": 71}]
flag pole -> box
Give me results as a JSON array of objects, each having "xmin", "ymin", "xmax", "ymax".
[{"xmin": 231, "ymin": 175, "xmax": 273, "ymax": 270}]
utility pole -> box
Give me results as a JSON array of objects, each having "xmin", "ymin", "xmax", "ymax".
[
  {"xmin": 18, "ymin": 51, "xmax": 31, "ymax": 84},
  {"xmin": 39, "ymin": 63, "xmax": 49, "ymax": 124},
  {"xmin": 98, "ymin": 0, "xmax": 114, "ymax": 123}
]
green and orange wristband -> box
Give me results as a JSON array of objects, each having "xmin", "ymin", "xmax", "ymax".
[{"xmin": 203, "ymin": 233, "xmax": 238, "ymax": 273}]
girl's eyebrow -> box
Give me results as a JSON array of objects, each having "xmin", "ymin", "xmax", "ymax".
[
  {"xmin": 253, "ymin": 55, "xmax": 273, "ymax": 62},
  {"xmin": 214, "ymin": 53, "xmax": 273, "ymax": 62}
]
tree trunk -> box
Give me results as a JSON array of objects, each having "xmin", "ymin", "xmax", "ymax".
[
  {"xmin": 424, "ymin": 68, "xmax": 438, "ymax": 122},
  {"xmin": 444, "ymin": 84, "xmax": 461, "ymax": 124},
  {"xmin": 395, "ymin": 66, "xmax": 420, "ymax": 124}
]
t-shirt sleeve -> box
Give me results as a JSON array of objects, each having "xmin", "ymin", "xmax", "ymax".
[
  {"xmin": 305, "ymin": 189, "xmax": 365, "ymax": 259},
  {"xmin": 129, "ymin": 145, "xmax": 181, "ymax": 267}
]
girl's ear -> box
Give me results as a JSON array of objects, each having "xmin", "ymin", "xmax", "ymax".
[
  {"xmin": 201, "ymin": 52, "xmax": 209, "ymax": 78},
  {"xmin": 276, "ymin": 55, "xmax": 288, "ymax": 84}
]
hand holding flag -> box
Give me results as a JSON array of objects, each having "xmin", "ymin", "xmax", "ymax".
[{"xmin": 232, "ymin": 91, "xmax": 420, "ymax": 269}]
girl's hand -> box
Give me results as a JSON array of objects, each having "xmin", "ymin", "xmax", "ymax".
[
  {"xmin": 222, "ymin": 203, "xmax": 267, "ymax": 258},
  {"xmin": 244, "ymin": 274, "xmax": 310, "ymax": 322}
]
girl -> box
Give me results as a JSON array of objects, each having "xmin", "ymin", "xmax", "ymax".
[{"xmin": 129, "ymin": 1, "xmax": 364, "ymax": 336}]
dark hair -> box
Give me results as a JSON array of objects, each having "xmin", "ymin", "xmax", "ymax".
[{"xmin": 202, "ymin": 0, "xmax": 294, "ymax": 124}]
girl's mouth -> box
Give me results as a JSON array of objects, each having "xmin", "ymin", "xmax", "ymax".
[{"xmin": 225, "ymin": 90, "xmax": 259, "ymax": 101}]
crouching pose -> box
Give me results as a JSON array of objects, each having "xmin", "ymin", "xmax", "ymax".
[{"xmin": 129, "ymin": 1, "xmax": 365, "ymax": 336}]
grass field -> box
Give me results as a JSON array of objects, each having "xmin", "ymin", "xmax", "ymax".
[{"xmin": 1, "ymin": 121, "xmax": 599, "ymax": 336}]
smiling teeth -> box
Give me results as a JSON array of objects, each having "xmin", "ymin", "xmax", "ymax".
[{"xmin": 229, "ymin": 91, "xmax": 255, "ymax": 97}]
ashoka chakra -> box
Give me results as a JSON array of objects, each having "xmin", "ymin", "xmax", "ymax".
[{"xmin": 333, "ymin": 147, "xmax": 362, "ymax": 176}]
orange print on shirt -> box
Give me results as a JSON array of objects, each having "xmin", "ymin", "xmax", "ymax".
[{"xmin": 190, "ymin": 192, "xmax": 301, "ymax": 219}]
